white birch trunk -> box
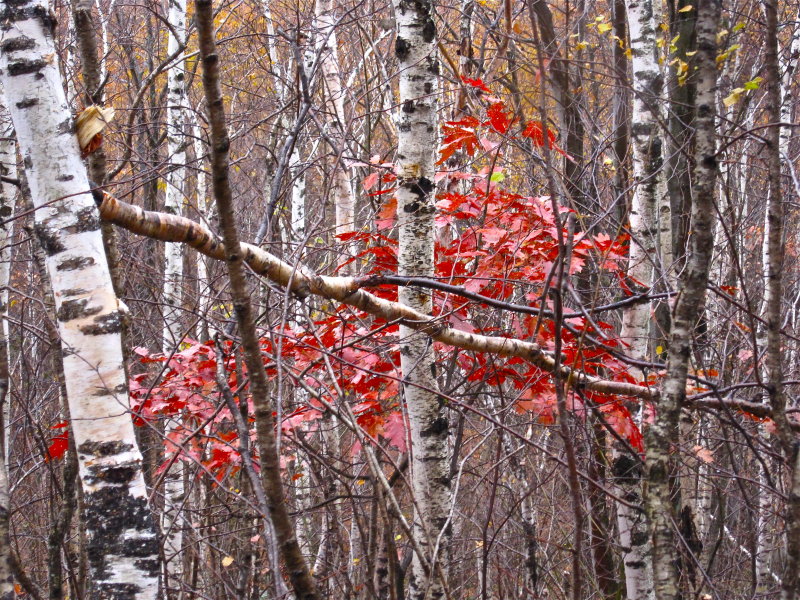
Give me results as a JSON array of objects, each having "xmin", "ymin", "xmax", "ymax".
[
  {"xmin": 0, "ymin": 93, "xmax": 16, "ymax": 600},
  {"xmin": 616, "ymin": 2, "xmax": 661, "ymax": 598},
  {"xmin": 162, "ymin": 0, "xmax": 187, "ymax": 351},
  {"xmin": 161, "ymin": 1, "xmax": 188, "ymax": 593},
  {"xmin": 0, "ymin": 4, "xmax": 160, "ymax": 598},
  {"xmin": 393, "ymin": 1, "xmax": 451, "ymax": 597},
  {"xmin": 289, "ymin": 146, "xmax": 306, "ymax": 245},
  {"xmin": 193, "ymin": 119, "xmax": 210, "ymax": 333},
  {"xmin": 314, "ymin": 0, "xmax": 355, "ymax": 268}
]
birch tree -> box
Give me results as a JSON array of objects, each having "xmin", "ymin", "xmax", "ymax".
[
  {"xmin": 0, "ymin": 1, "xmax": 160, "ymax": 598},
  {"xmin": 644, "ymin": 1, "xmax": 720, "ymax": 598},
  {"xmin": 393, "ymin": 0, "xmax": 452, "ymax": 597},
  {"xmin": 614, "ymin": 0, "xmax": 662, "ymax": 597},
  {"xmin": 314, "ymin": 0, "xmax": 356, "ymax": 267},
  {"xmin": 161, "ymin": 0, "xmax": 188, "ymax": 592},
  {"xmin": 0, "ymin": 92, "xmax": 16, "ymax": 600}
]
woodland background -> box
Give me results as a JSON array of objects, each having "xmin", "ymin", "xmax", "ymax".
[{"xmin": 0, "ymin": 0, "xmax": 798, "ymax": 598}]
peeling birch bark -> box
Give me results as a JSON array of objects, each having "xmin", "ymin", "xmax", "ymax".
[
  {"xmin": 0, "ymin": 2, "xmax": 160, "ymax": 598},
  {"xmin": 392, "ymin": 0, "xmax": 451, "ymax": 597}
]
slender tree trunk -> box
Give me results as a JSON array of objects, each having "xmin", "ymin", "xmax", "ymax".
[
  {"xmin": 0, "ymin": 94, "xmax": 15, "ymax": 600},
  {"xmin": 161, "ymin": 1, "xmax": 188, "ymax": 594},
  {"xmin": 314, "ymin": 0, "xmax": 355, "ymax": 267},
  {"xmin": 393, "ymin": 0, "xmax": 451, "ymax": 598},
  {"xmin": 194, "ymin": 2, "xmax": 320, "ymax": 598},
  {"xmin": 162, "ymin": 0, "xmax": 187, "ymax": 350},
  {"xmin": 0, "ymin": 2, "xmax": 161, "ymax": 597},
  {"xmin": 615, "ymin": 1, "xmax": 662, "ymax": 595},
  {"xmin": 644, "ymin": 2, "xmax": 720, "ymax": 599},
  {"xmin": 763, "ymin": 2, "xmax": 800, "ymax": 598}
]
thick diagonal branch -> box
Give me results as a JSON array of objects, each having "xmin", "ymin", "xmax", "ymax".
[{"xmin": 97, "ymin": 192, "xmax": 651, "ymax": 400}]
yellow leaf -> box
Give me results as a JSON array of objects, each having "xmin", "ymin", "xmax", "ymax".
[
  {"xmin": 678, "ymin": 5, "xmax": 693, "ymax": 11},
  {"xmin": 222, "ymin": 556, "xmax": 234, "ymax": 567},
  {"xmin": 625, "ymin": 47, "xmax": 633, "ymax": 60},
  {"xmin": 597, "ymin": 22, "xmax": 612, "ymax": 34},
  {"xmin": 723, "ymin": 87, "xmax": 745, "ymax": 107},
  {"xmin": 656, "ymin": 345, "xmax": 664, "ymax": 355},
  {"xmin": 575, "ymin": 41, "xmax": 588, "ymax": 50},
  {"xmin": 395, "ymin": 534, "xmax": 402, "ymax": 541}
]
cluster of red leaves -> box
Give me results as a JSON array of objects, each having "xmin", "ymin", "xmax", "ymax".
[{"xmin": 118, "ymin": 81, "xmax": 643, "ymax": 480}]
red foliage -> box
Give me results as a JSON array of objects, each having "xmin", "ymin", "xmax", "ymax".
[{"xmin": 133, "ymin": 85, "xmax": 641, "ymax": 481}]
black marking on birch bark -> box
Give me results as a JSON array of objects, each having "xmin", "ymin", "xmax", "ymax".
[
  {"xmin": 80, "ymin": 310, "xmax": 124, "ymax": 335},
  {"xmin": 57, "ymin": 298, "xmax": 103, "ymax": 322},
  {"xmin": 627, "ymin": 560, "xmax": 647, "ymax": 569},
  {"xmin": 79, "ymin": 441, "xmax": 135, "ymax": 458},
  {"xmin": 421, "ymin": 18, "xmax": 435, "ymax": 43},
  {"xmin": 395, "ymin": 37, "xmax": 410, "ymax": 60},
  {"xmin": 611, "ymin": 453, "xmax": 642, "ymax": 483},
  {"xmin": 406, "ymin": 177, "xmax": 434, "ymax": 202},
  {"xmin": 0, "ymin": 35, "xmax": 35, "ymax": 52},
  {"xmin": 420, "ymin": 416, "xmax": 448, "ymax": 437},
  {"xmin": 56, "ymin": 118, "xmax": 74, "ymax": 135},
  {"xmin": 630, "ymin": 122, "xmax": 652, "ymax": 138},
  {"xmin": 91, "ymin": 583, "xmax": 142, "ymax": 599},
  {"xmin": 424, "ymin": 81, "xmax": 433, "ymax": 94},
  {"xmin": 402, "ymin": 99, "xmax": 415, "ymax": 113},
  {"xmin": 0, "ymin": 5, "xmax": 52, "ymax": 30},
  {"xmin": 14, "ymin": 97, "xmax": 38, "ymax": 109},
  {"xmin": 631, "ymin": 530, "xmax": 649, "ymax": 546},
  {"xmin": 33, "ymin": 223, "xmax": 66, "ymax": 255},
  {"xmin": 56, "ymin": 255, "xmax": 95, "ymax": 270},
  {"xmin": 6, "ymin": 58, "xmax": 46, "ymax": 76},
  {"xmin": 31, "ymin": 3, "xmax": 57, "ymax": 32},
  {"xmin": 61, "ymin": 287, "xmax": 89, "ymax": 296},
  {"xmin": 91, "ymin": 387, "xmax": 112, "ymax": 397},
  {"xmin": 85, "ymin": 460, "xmax": 138, "ymax": 486},
  {"xmin": 56, "ymin": 174, "xmax": 74, "ymax": 181},
  {"xmin": 71, "ymin": 205, "xmax": 101, "ymax": 232},
  {"xmin": 83, "ymin": 488, "xmax": 159, "ymax": 580}
]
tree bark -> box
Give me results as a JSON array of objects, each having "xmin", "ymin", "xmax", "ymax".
[
  {"xmin": 393, "ymin": 0, "xmax": 451, "ymax": 597},
  {"xmin": 193, "ymin": 1, "xmax": 320, "ymax": 598},
  {"xmin": 644, "ymin": 2, "xmax": 720, "ymax": 599},
  {"xmin": 615, "ymin": 0, "xmax": 663, "ymax": 596},
  {"xmin": 0, "ymin": 92, "xmax": 15, "ymax": 600},
  {"xmin": 161, "ymin": 0, "xmax": 188, "ymax": 594},
  {"xmin": 0, "ymin": 1, "xmax": 161, "ymax": 598}
]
